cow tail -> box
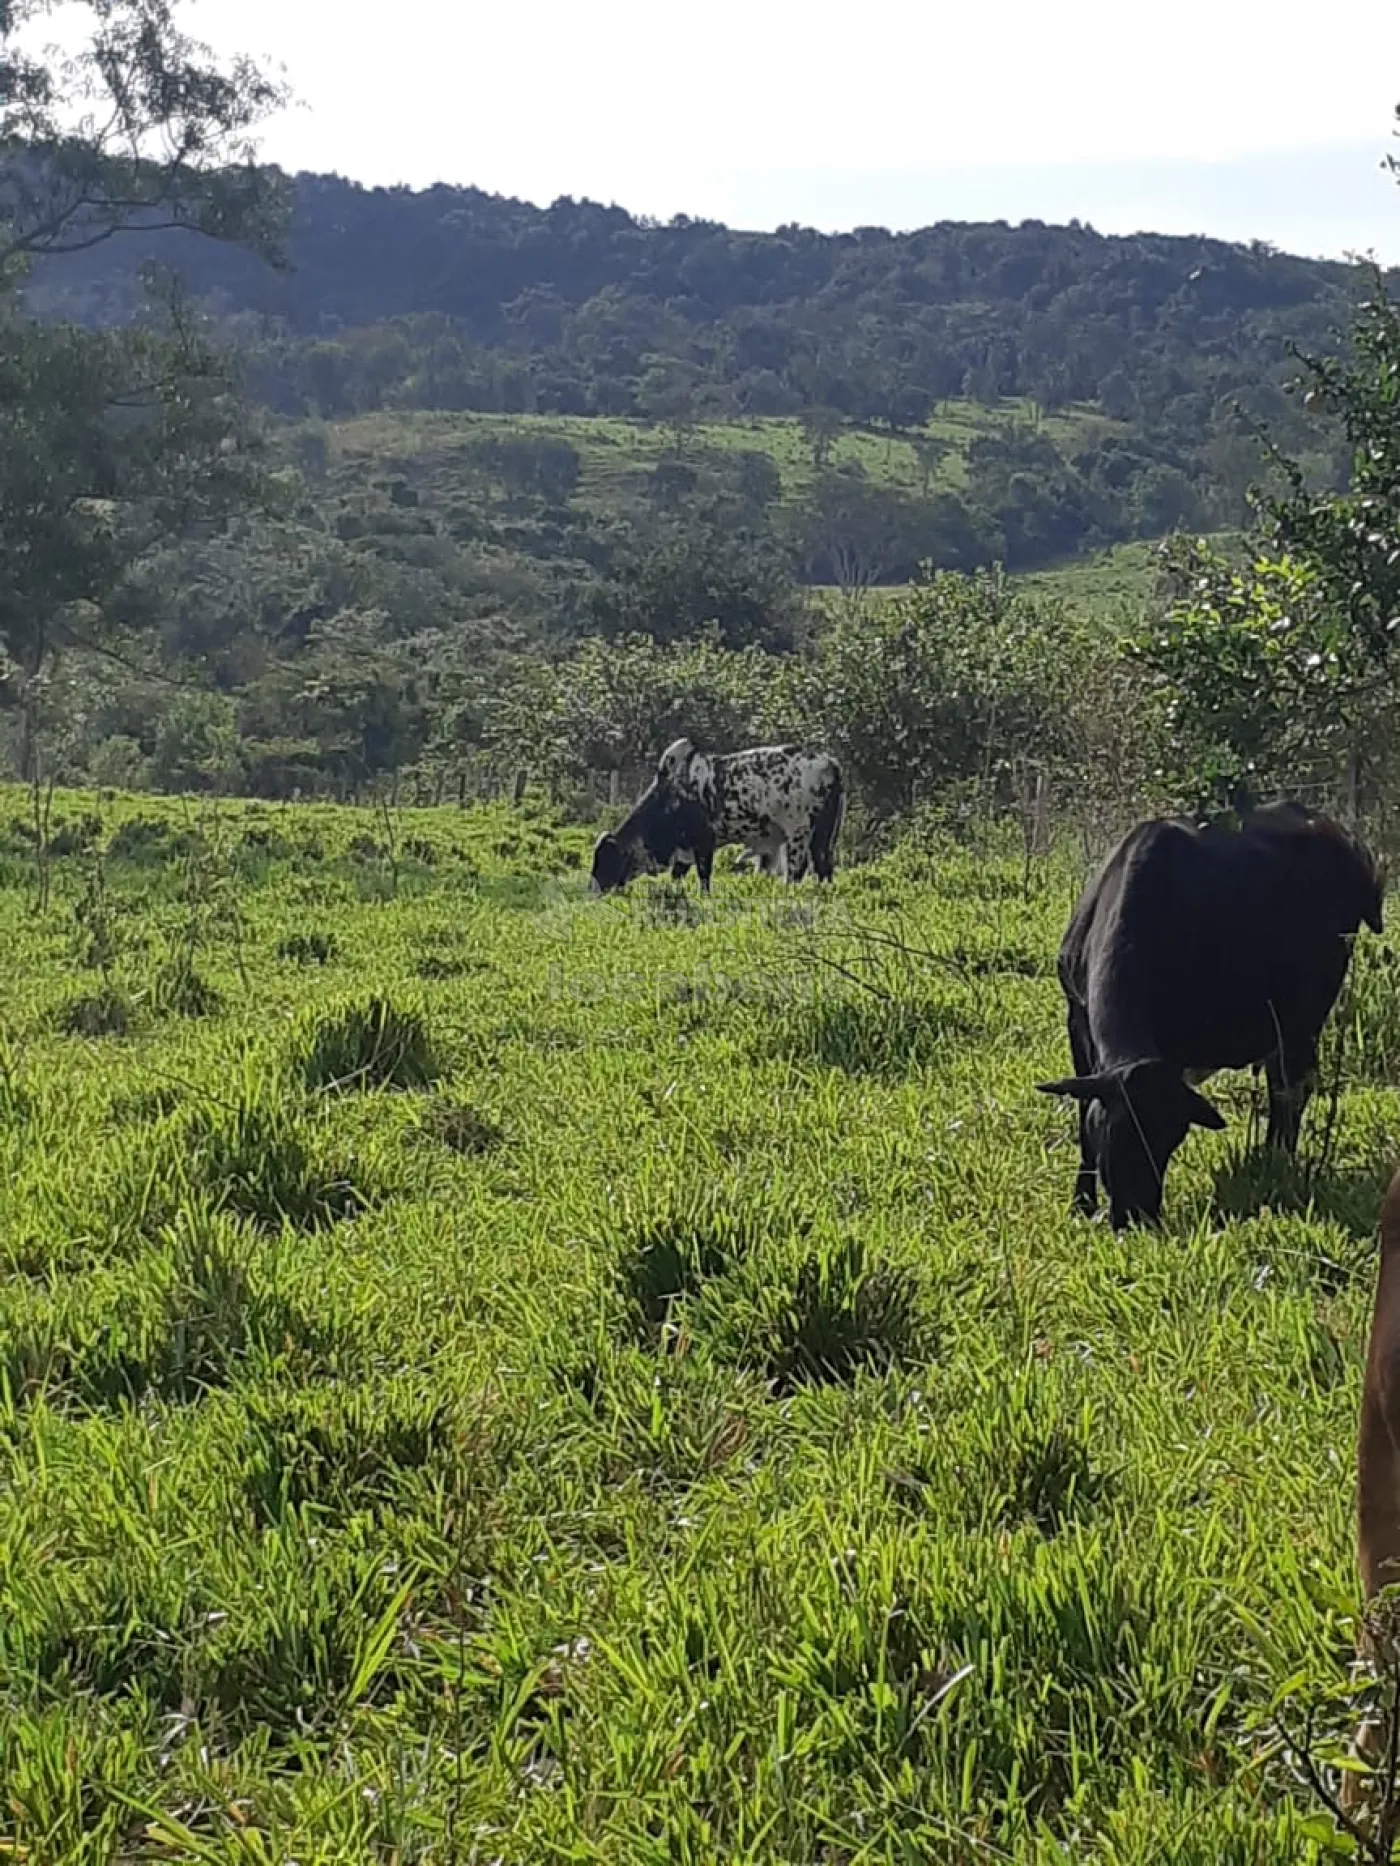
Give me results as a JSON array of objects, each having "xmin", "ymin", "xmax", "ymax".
[{"xmin": 811, "ymin": 761, "xmax": 846, "ymax": 880}]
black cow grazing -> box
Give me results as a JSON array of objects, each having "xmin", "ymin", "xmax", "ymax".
[
  {"xmin": 1038, "ymin": 801, "xmax": 1384, "ymax": 1229},
  {"xmin": 591, "ymin": 738, "xmax": 845, "ymax": 895}
]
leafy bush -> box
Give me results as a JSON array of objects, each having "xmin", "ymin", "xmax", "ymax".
[
  {"xmin": 803, "ymin": 568, "xmax": 1113, "ymax": 816},
  {"xmin": 1137, "ymin": 540, "xmax": 1372, "ymax": 814}
]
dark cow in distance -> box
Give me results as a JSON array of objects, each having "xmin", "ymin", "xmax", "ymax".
[
  {"xmin": 591, "ymin": 738, "xmax": 845, "ymax": 895},
  {"xmin": 1039, "ymin": 801, "xmax": 1384, "ymax": 1229}
]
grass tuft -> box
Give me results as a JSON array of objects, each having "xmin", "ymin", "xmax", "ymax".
[
  {"xmin": 705, "ymin": 1235, "xmax": 930, "ymax": 1390},
  {"xmin": 621, "ymin": 1220, "xmax": 736, "ymax": 1334},
  {"xmin": 765, "ymin": 992, "xmax": 979, "ymax": 1076},
  {"xmin": 413, "ymin": 951, "xmax": 466, "ymax": 980},
  {"xmin": 151, "ymin": 951, "xmax": 223, "ymax": 1018},
  {"xmin": 243, "ymin": 1385, "xmax": 454, "ymax": 1525},
  {"xmin": 959, "ymin": 1377, "xmax": 1113, "ymax": 1535},
  {"xmin": 292, "ymin": 993, "xmax": 440, "ymax": 1093},
  {"xmin": 277, "ymin": 928, "xmax": 338, "ymax": 966},
  {"xmin": 0, "ymin": 1214, "xmax": 334, "ymax": 1409},
  {"xmin": 178, "ymin": 1097, "xmax": 371, "ymax": 1232},
  {"xmin": 54, "ymin": 984, "xmax": 132, "ymax": 1039},
  {"xmin": 417, "ymin": 1094, "xmax": 503, "ymax": 1156}
]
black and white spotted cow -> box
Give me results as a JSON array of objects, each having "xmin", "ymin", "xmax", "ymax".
[{"xmin": 590, "ymin": 738, "xmax": 845, "ymax": 895}]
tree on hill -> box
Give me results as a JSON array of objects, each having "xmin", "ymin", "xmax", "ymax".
[
  {"xmin": 1, "ymin": 0, "xmax": 285, "ymax": 267},
  {"xmin": 0, "ymin": 0, "xmax": 286, "ymax": 772},
  {"xmin": 799, "ymin": 406, "xmax": 843, "ymax": 472}
]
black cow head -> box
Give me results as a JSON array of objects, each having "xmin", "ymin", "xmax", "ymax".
[
  {"xmin": 589, "ymin": 740, "xmax": 714, "ymax": 895},
  {"xmin": 590, "ymin": 831, "xmax": 641, "ymax": 894},
  {"xmin": 1037, "ymin": 1058, "xmax": 1225, "ymax": 1229}
]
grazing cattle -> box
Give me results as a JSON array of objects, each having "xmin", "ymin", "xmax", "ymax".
[
  {"xmin": 1346, "ymin": 1167, "xmax": 1400, "ymax": 1827},
  {"xmin": 1038, "ymin": 802, "xmax": 1383, "ymax": 1229},
  {"xmin": 590, "ymin": 738, "xmax": 845, "ymax": 895}
]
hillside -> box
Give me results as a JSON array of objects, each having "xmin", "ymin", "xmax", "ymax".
[
  {"xmin": 8, "ymin": 170, "xmax": 1381, "ymax": 804},
  {"xmin": 26, "ymin": 172, "xmax": 1369, "ymax": 536},
  {"xmin": 27, "ymin": 174, "xmax": 1369, "ymax": 425}
]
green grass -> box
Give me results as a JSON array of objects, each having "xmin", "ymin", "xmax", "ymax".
[
  {"xmin": 0, "ymin": 783, "xmax": 1393, "ymax": 1859},
  {"xmin": 322, "ymin": 400, "xmax": 1124, "ymax": 514},
  {"xmin": 1020, "ymin": 532, "xmax": 1249, "ymax": 620},
  {"xmin": 812, "ymin": 532, "xmax": 1249, "ymax": 627}
]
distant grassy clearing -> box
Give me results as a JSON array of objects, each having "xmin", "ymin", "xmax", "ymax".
[{"xmin": 320, "ymin": 399, "xmax": 1127, "ymax": 512}]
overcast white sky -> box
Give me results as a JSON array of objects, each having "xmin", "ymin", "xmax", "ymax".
[{"xmin": 179, "ymin": 0, "xmax": 1400, "ymax": 258}]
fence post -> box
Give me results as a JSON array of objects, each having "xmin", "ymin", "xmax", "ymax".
[{"xmin": 1033, "ymin": 769, "xmax": 1050, "ymax": 856}]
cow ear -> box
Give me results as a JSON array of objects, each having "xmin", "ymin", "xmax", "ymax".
[
  {"xmin": 1037, "ymin": 1073, "xmax": 1118, "ymax": 1103},
  {"xmin": 1182, "ymin": 1086, "xmax": 1226, "ymax": 1130},
  {"xmin": 656, "ymin": 738, "xmax": 692, "ymax": 787}
]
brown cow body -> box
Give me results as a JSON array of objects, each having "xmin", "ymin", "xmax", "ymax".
[
  {"xmin": 1359, "ymin": 1173, "xmax": 1400, "ymax": 1601},
  {"xmin": 1348, "ymin": 1169, "xmax": 1400, "ymax": 1822}
]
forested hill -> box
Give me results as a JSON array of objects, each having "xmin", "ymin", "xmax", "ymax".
[{"xmin": 24, "ymin": 170, "xmax": 1381, "ymax": 438}]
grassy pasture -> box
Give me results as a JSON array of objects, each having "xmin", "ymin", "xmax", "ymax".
[
  {"xmin": 320, "ymin": 401, "xmax": 1123, "ymax": 515},
  {"xmin": 1, "ymin": 787, "xmax": 1398, "ymax": 1860}
]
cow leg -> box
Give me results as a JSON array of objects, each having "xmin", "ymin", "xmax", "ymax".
[
  {"xmin": 1067, "ymin": 1006, "xmax": 1098, "ymax": 1216},
  {"xmin": 670, "ymin": 858, "xmax": 691, "ymax": 883},
  {"xmin": 694, "ymin": 833, "xmax": 716, "ymax": 894},
  {"xmin": 785, "ymin": 834, "xmax": 809, "ymax": 883},
  {"xmin": 1264, "ymin": 1037, "xmax": 1318, "ymax": 1153}
]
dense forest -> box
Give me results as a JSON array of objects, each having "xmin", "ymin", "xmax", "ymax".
[{"xmin": 27, "ymin": 172, "xmax": 1376, "ymax": 437}]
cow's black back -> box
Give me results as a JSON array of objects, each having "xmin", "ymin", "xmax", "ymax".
[
  {"xmin": 1044, "ymin": 803, "xmax": 1383, "ymax": 1226},
  {"xmin": 1062, "ymin": 807, "xmax": 1381, "ymax": 1073}
]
